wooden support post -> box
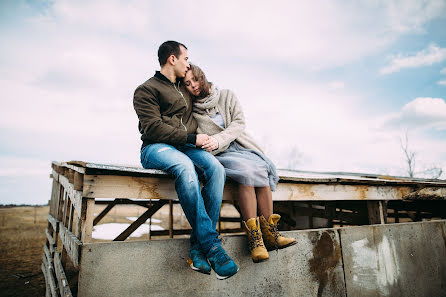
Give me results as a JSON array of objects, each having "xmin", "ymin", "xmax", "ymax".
[
  {"xmin": 74, "ymin": 172, "xmax": 83, "ymax": 191},
  {"xmin": 114, "ymin": 200, "xmax": 167, "ymax": 241},
  {"xmin": 367, "ymin": 201, "xmax": 387, "ymax": 225},
  {"xmin": 169, "ymin": 200, "xmax": 173, "ymax": 239},
  {"xmin": 325, "ymin": 202, "xmax": 336, "ymax": 228},
  {"xmin": 93, "ymin": 200, "xmax": 117, "ymax": 226},
  {"xmin": 81, "ymin": 198, "xmax": 95, "ymax": 243},
  {"xmin": 308, "ymin": 202, "xmax": 313, "ymax": 229}
]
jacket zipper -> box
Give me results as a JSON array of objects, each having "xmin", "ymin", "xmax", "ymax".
[{"xmin": 173, "ymin": 82, "xmax": 188, "ymax": 132}]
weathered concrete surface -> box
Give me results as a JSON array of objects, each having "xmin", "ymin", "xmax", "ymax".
[
  {"xmin": 78, "ymin": 229, "xmax": 345, "ymax": 297},
  {"xmin": 340, "ymin": 220, "xmax": 446, "ymax": 297}
]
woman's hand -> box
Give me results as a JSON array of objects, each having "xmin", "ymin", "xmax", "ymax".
[{"xmin": 202, "ymin": 136, "xmax": 219, "ymax": 152}]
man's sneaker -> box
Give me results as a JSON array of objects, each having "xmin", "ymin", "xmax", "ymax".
[
  {"xmin": 206, "ymin": 244, "xmax": 239, "ymax": 280},
  {"xmin": 187, "ymin": 248, "xmax": 211, "ymax": 275}
]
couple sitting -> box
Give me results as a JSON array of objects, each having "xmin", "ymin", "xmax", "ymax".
[{"xmin": 133, "ymin": 40, "xmax": 296, "ymax": 280}]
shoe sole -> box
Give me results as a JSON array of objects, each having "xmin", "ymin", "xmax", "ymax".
[
  {"xmin": 215, "ymin": 267, "xmax": 239, "ymax": 280},
  {"xmin": 188, "ymin": 258, "xmax": 211, "ymax": 275},
  {"xmin": 266, "ymin": 240, "xmax": 297, "ymax": 251},
  {"xmin": 253, "ymin": 257, "xmax": 269, "ymax": 263}
]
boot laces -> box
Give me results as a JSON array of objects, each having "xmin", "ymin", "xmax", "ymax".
[
  {"xmin": 249, "ymin": 229, "xmax": 265, "ymax": 250},
  {"xmin": 269, "ymin": 223, "xmax": 280, "ymax": 251}
]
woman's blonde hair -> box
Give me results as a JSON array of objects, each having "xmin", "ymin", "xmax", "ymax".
[{"xmin": 188, "ymin": 63, "xmax": 212, "ymax": 98}]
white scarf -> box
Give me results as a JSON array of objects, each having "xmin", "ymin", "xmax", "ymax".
[{"xmin": 193, "ymin": 84, "xmax": 220, "ymax": 117}]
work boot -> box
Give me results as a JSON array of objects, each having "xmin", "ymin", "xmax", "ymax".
[
  {"xmin": 260, "ymin": 214, "xmax": 297, "ymax": 251},
  {"xmin": 188, "ymin": 248, "xmax": 211, "ymax": 275},
  {"xmin": 206, "ymin": 244, "xmax": 239, "ymax": 280},
  {"xmin": 243, "ymin": 217, "xmax": 269, "ymax": 263}
]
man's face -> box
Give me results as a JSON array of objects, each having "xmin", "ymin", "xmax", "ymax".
[{"xmin": 173, "ymin": 46, "xmax": 190, "ymax": 78}]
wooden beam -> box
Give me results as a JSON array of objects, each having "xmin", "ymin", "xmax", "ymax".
[
  {"xmin": 93, "ymin": 200, "xmax": 117, "ymax": 226},
  {"xmin": 43, "ymin": 244, "xmax": 52, "ymax": 265},
  {"xmin": 47, "ymin": 214, "xmax": 59, "ymax": 233},
  {"xmin": 169, "ymin": 200, "xmax": 173, "ymax": 238},
  {"xmin": 41, "ymin": 262, "xmax": 51, "ymax": 297},
  {"xmin": 367, "ymin": 201, "xmax": 387, "ymax": 224},
  {"xmin": 59, "ymin": 224, "xmax": 82, "ymax": 268},
  {"xmin": 114, "ymin": 200, "xmax": 168, "ymax": 241},
  {"xmin": 74, "ymin": 172, "xmax": 84, "ymax": 191},
  {"xmin": 42, "ymin": 254, "xmax": 58, "ymax": 297},
  {"xmin": 82, "ymin": 174, "xmax": 414, "ymax": 201},
  {"xmin": 45, "ymin": 228, "xmax": 55, "ymax": 252},
  {"xmin": 59, "ymin": 174, "xmax": 82, "ymax": 220},
  {"xmin": 81, "ymin": 198, "xmax": 95, "ymax": 243},
  {"xmin": 54, "ymin": 251, "xmax": 73, "ymax": 297},
  {"xmin": 404, "ymin": 187, "xmax": 446, "ymax": 200}
]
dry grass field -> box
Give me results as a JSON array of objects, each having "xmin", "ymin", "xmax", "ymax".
[
  {"xmin": 0, "ymin": 203, "xmax": 240, "ymax": 296},
  {"xmin": 0, "ymin": 206, "xmax": 48, "ymax": 297}
]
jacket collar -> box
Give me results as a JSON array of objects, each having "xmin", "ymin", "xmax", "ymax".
[{"xmin": 154, "ymin": 71, "xmax": 176, "ymax": 84}]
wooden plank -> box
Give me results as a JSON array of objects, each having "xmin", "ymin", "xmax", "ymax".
[
  {"xmin": 82, "ymin": 175, "xmax": 178, "ymax": 199},
  {"xmin": 81, "ymin": 198, "xmax": 95, "ymax": 243},
  {"xmin": 44, "ymin": 244, "xmax": 52, "ymax": 264},
  {"xmin": 59, "ymin": 224, "xmax": 82, "ymax": 268},
  {"xmin": 42, "ymin": 254, "xmax": 58, "ymax": 297},
  {"xmin": 93, "ymin": 200, "xmax": 117, "ymax": 226},
  {"xmin": 45, "ymin": 228, "xmax": 55, "ymax": 252},
  {"xmin": 41, "ymin": 262, "xmax": 51, "ymax": 297},
  {"xmin": 47, "ymin": 214, "xmax": 59, "ymax": 233},
  {"xmin": 54, "ymin": 251, "xmax": 73, "ymax": 297},
  {"xmin": 59, "ymin": 174, "xmax": 82, "ymax": 219},
  {"xmin": 169, "ymin": 200, "xmax": 173, "ymax": 238},
  {"xmin": 67, "ymin": 169, "xmax": 75, "ymax": 184},
  {"xmin": 82, "ymin": 174, "xmax": 415, "ymax": 201},
  {"xmin": 367, "ymin": 201, "xmax": 387, "ymax": 224},
  {"xmin": 74, "ymin": 172, "xmax": 84, "ymax": 191},
  {"xmin": 114, "ymin": 200, "xmax": 168, "ymax": 241},
  {"xmin": 404, "ymin": 187, "xmax": 446, "ymax": 200}
]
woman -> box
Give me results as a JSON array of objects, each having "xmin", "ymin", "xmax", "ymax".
[{"xmin": 183, "ymin": 64, "xmax": 296, "ymax": 263}]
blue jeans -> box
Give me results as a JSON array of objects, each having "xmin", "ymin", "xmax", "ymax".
[{"xmin": 140, "ymin": 143, "xmax": 225, "ymax": 254}]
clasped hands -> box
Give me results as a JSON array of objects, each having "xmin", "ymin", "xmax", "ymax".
[{"xmin": 196, "ymin": 134, "xmax": 219, "ymax": 152}]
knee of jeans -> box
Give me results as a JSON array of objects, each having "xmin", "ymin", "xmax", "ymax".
[
  {"xmin": 212, "ymin": 160, "xmax": 226, "ymax": 179},
  {"xmin": 174, "ymin": 160, "xmax": 198, "ymax": 183}
]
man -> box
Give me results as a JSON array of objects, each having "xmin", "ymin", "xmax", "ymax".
[{"xmin": 133, "ymin": 41, "xmax": 238, "ymax": 280}]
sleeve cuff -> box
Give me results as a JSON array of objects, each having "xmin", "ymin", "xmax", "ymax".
[{"xmin": 187, "ymin": 133, "xmax": 197, "ymax": 145}]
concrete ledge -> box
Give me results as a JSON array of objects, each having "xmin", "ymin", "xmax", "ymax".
[
  {"xmin": 78, "ymin": 229, "xmax": 345, "ymax": 297},
  {"xmin": 77, "ymin": 220, "xmax": 446, "ymax": 297},
  {"xmin": 341, "ymin": 220, "xmax": 446, "ymax": 297}
]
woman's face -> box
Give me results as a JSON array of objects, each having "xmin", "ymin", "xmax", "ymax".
[{"xmin": 184, "ymin": 70, "xmax": 201, "ymax": 97}]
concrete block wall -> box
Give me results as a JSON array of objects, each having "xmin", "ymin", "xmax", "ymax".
[{"xmin": 77, "ymin": 220, "xmax": 446, "ymax": 297}]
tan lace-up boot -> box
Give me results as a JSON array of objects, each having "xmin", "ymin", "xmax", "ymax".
[
  {"xmin": 260, "ymin": 214, "xmax": 297, "ymax": 251},
  {"xmin": 243, "ymin": 217, "xmax": 269, "ymax": 263}
]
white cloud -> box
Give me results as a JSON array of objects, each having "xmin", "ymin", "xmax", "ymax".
[
  {"xmin": 384, "ymin": 0, "xmax": 446, "ymax": 33},
  {"xmin": 438, "ymin": 80, "xmax": 446, "ymax": 86},
  {"xmin": 383, "ymin": 97, "xmax": 446, "ymax": 130},
  {"xmin": 380, "ymin": 44, "xmax": 446, "ymax": 74},
  {"xmin": 1, "ymin": 0, "xmax": 446, "ymax": 203}
]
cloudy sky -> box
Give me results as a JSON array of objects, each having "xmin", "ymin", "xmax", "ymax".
[{"xmin": 1, "ymin": 0, "xmax": 446, "ymax": 204}]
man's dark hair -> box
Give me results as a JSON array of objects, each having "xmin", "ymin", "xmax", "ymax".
[{"xmin": 158, "ymin": 41, "xmax": 187, "ymax": 66}]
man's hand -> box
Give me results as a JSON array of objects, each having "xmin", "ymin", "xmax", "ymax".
[
  {"xmin": 196, "ymin": 134, "xmax": 210, "ymax": 146},
  {"xmin": 202, "ymin": 136, "xmax": 219, "ymax": 152}
]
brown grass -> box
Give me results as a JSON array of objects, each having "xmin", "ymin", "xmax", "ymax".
[
  {"xmin": 0, "ymin": 206, "xmax": 48, "ymax": 297},
  {"xmin": 0, "ymin": 203, "xmax": 241, "ymax": 296}
]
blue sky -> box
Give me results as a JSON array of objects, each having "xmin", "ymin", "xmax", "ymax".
[{"xmin": 1, "ymin": 0, "xmax": 446, "ymax": 204}]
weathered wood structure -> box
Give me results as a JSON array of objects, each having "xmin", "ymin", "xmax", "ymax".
[{"xmin": 42, "ymin": 161, "xmax": 446, "ymax": 297}]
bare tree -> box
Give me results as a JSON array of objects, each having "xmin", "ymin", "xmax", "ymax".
[
  {"xmin": 400, "ymin": 132, "xmax": 416, "ymax": 177},
  {"xmin": 400, "ymin": 131, "xmax": 443, "ymax": 179}
]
